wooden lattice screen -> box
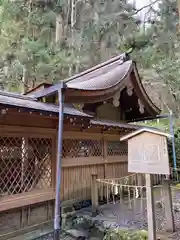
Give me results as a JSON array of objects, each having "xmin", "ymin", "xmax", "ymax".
[
  {"xmin": 62, "ymin": 138, "xmax": 128, "ymax": 159},
  {"xmin": 62, "ymin": 139, "xmax": 103, "ymax": 158},
  {"xmin": 0, "ymin": 134, "xmax": 53, "ymax": 196},
  {"xmin": 107, "ymin": 140, "xmax": 128, "ymax": 156}
]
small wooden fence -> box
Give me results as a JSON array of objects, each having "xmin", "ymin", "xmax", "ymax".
[
  {"xmin": 91, "ymin": 168, "xmax": 180, "ymax": 233},
  {"xmin": 91, "ymin": 168, "xmax": 180, "ymax": 209}
]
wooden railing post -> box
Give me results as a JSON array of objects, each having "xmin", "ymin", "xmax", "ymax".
[
  {"xmin": 91, "ymin": 174, "xmax": 98, "ymax": 215},
  {"xmin": 162, "ymin": 179, "xmax": 175, "ymax": 232},
  {"xmin": 137, "ymin": 174, "xmax": 143, "ymax": 186}
]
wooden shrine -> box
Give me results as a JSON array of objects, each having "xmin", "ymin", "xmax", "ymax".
[{"xmin": 0, "ymin": 53, "xmax": 160, "ymax": 239}]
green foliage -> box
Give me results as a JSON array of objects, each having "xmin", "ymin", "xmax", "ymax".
[
  {"xmin": 0, "ymin": 0, "xmax": 179, "ymax": 112},
  {"xmin": 103, "ymin": 229, "xmax": 148, "ymax": 240},
  {"xmin": 0, "ymin": 0, "xmax": 144, "ymax": 91},
  {"xmin": 169, "ymin": 124, "xmax": 180, "ymax": 168}
]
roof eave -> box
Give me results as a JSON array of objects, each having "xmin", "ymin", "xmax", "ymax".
[
  {"xmin": 120, "ymin": 128, "xmax": 172, "ymax": 142},
  {"xmin": 132, "ymin": 62, "xmax": 161, "ymax": 116}
]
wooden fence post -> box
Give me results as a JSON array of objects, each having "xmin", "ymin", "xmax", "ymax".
[
  {"xmin": 146, "ymin": 173, "xmax": 156, "ymax": 240},
  {"xmin": 91, "ymin": 174, "xmax": 98, "ymax": 215},
  {"xmin": 162, "ymin": 179, "xmax": 175, "ymax": 232},
  {"xmin": 137, "ymin": 174, "xmax": 143, "ymax": 186}
]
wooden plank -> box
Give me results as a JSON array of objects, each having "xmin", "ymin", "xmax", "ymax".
[
  {"xmin": 62, "ymin": 157, "xmax": 104, "ymax": 167},
  {"xmin": 105, "ymin": 162, "xmax": 128, "ymax": 179},
  {"xmin": 0, "ymin": 220, "xmax": 52, "ymax": 240},
  {"xmin": 63, "ymin": 131, "xmax": 103, "ymax": 140},
  {"xmin": 146, "ymin": 174, "xmax": 156, "ymax": 240},
  {"xmin": 20, "ymin": 207, "xmax": 27, "ymax": 228},
  {"xmin": 162, "ymin": 180, "xmax": 175, "ymax": 232},
  {"xmin": 103, "ymin": 134, "xmax": 122, "ymax": 141},
  {"xmin": 0, "ymin": 112, "xmax": 58, "ymax": 129},
  {"xmin": 0, "ymin": 190, "xmax": 55, "ymax": 212},
  {"xmin": 106, "ymin": 155, "xmax": 127, "ymax": 163},
  {"xmin": 103, "ymin": 139, "xmax": 108, "ymax": 179},
  {"xmin": 91, "ymin": 174, "xmax": 98, "ymax": 213},
  {"xmin": 52, "ymin": 134, "xmax": 57, "ymax": 188},
  {"xmin": 0, "ymin": 125, "xmax": 56, "ymax": 135},
  {"xmin": 63, "ymin": 131, "xmax": 124, "ymax": 140}
]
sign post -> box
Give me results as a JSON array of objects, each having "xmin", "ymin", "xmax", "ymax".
[
  {"xmin": 145, "ymin": 173, "xmax": 156, "ymax": 240},
  {"xmin": 120, "ymin": 128, "xmax": 172, "ymax": 240}
]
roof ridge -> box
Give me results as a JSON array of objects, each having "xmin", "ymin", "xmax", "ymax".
[{"xmin": 64, "ymin": 53, "xmax": 128, "ymax": 84}]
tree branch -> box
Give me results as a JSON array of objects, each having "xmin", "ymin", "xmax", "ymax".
[{"xmin": 132, "ymin": 0, "xmax": 160, "ymax": 16}]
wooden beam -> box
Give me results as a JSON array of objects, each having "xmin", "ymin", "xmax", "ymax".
[
  {"xmin": 0, "ymin": 190, "xmax": 55, "ymax": 212},
  {"xmin": 0, "ymin": 125, "xmax": 56, "ymax": 135}
]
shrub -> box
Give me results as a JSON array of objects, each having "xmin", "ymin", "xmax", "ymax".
[{"xmin": 103, "ymin": 229, "xmax": 148, "ymax": 240}]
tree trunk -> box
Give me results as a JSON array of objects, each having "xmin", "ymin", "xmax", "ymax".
[
  {"xmin": 22, "ymin": 67, "xmax": 28, "ymax": 93},
  {"xmin": 178, "ymin": 0, "xmax": 180, "ymax": 33},
  {"xmin": 69, "ymin": 0, "xmax": 76, "ymax": 76},
  {"xmin": 55, "ymin": 13, "xmax": 64, "ymax": 44}
]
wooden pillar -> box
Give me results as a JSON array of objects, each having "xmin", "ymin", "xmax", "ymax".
[
  {"xmin": 103, "ymin": 139, "xmax": 108, "ymax": 178},
  {"xmin": 52, "ymin": 135, "xmax": 57, "ymax": 189},
  {"xmin": 103, "ymin": 138, "xmax": 108, "ymax": 201},
  {"xmin": 146, "ymin": 174, "xmax": 156, "ymax": 240},
  {"xmin": 137, "ymin": 174, "xmax": 143, "ymax": 197},
  {"xmin": 91, "ymin": 174, "xmax": 98, "ymax": 215},
  {"xmin": 137, "ymin": 174, "xmax": 143, "ymax": 186},
  {"xmin": 21, "ymin": 137, "xmax": 28, "ymax": 190},
  {"xmin": 162, "ymin": 179, "xmax": 175, "ymax": 232}
]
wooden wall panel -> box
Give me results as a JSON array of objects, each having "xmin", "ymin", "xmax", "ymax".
[
  {"xmin": 0, "ymin": 201, "xmax": 53, "ymax": 239},
  {"xmin": 105, "ymin": 162, "xmax": 128, "ymax": 179},
  {"xmin": 60, "ymin": 132, "xmax": 129, "ymax": 202},
  {"xmin": 0, "ymin": 128, "xmax": 130, "ymax": 238},
  {"xmin": 61, "ymin": 160, "xmax": 128, "ymax": 201},
  {"xmin": 61, "ymin": 164, "xmax": 105, "ymax": 201},
  {"xmin": 30, "ymin": 203, "xmax": 48, "ymax": 226},
  {"xmin": 0, "ymin": 209, "xmax": 21, "ymax": 235}
]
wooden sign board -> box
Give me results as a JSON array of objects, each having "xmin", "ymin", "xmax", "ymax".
[
  {"xmin": 120, "ymin": 128, "xmax": 171, "ymax": 240},
  {"xmin": 120, "ymin": 128, "xmax": 171, "ymax": 175}
]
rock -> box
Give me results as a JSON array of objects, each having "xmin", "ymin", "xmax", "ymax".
[
  {"xmin": 173, "ymin": 202, "xmax": 180, "ymax": 212},
  {"xmin": 63, "ymin": 206, "xmax": 74, "ymax": 213},
  {"xmin": 156, "ymin": 201, "xmax": 164, "ymax": 209},
  {"xmin": 81, "ymin": 200, "xmax": 92, "ymax": 208},
  {"xmin": 89, "ymin": 237, "xmax": 100, "ymax": 240},
  {"xmin": 66, "ymin": 229, "xmax": 89, "ymax": 239},
  {"xmin": 73, "ymin": 202, "xmax": 82, "ymax": 211}
]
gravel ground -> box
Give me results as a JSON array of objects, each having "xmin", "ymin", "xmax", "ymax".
[
  {"xmin": 31, "ymin": 187, "xmax": 180, "ymax": 239},
  {"xmin": 94, "ymin": 196, "xmax": 180, "ymax": 240}
]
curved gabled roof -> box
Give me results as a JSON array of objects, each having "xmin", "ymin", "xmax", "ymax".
[
  {"xmin": 64, "ymin": 54, "xmax": 160, "ymax": 120},
  {"xmin": 66, "ymin": 57, "xmax": 132, "ymax": 90},
  {"xmin": 26, "ymin": 53, "xmax": 160, "ymax": 121}
]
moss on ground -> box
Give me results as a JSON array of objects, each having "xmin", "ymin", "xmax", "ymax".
[{"xmin": 103, "ymin": 229, "xmax": 148, "ymax": 240}]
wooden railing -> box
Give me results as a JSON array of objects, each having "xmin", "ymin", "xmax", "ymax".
[{"xmin": 91, "ymin": 168, "xmax": 180, "ymax": 210}]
